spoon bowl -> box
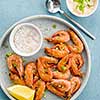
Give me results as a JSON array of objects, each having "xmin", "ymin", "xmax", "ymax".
[{"xmin": 46, "ymin": 0, "xmax": 61, "ymax": 13}]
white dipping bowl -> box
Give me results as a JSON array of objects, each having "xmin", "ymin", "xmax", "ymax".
[
  {"xmin": 66, "ymin": 0, "xmax": 98, "ymax": 17},
  {"xmin": 9, "ymin": 23, "xmax": 43, "ymax": 57}
]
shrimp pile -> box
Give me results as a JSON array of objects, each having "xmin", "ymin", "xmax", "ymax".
[{"xmin": 6, "ymin": 29, "xmax": 84, "ymax": 100}]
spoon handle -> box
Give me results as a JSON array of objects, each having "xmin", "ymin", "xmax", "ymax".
[{"xmin": 59, "ymin": 10, "xmax": 96, "ymax": 40}]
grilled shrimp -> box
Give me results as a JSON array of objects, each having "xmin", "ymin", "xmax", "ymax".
[
  {"xmin": 25, "ymin": 62, "xmax": 39, "ymax": 88},
  {"xmin": 57, "ymin": 53, "xmax": 74, "ymax": 72},
  {"xmin": 46, "ymin": 83, "xmax": 65, "ymax": 98},
  {"xmin": 39, "ymin": 56, "xmax": 58, "ymax": 68},
  {"xmin": 51, "ymin": 79, "xmax": 71, "ymax": 92},
  {"xmin": 67, "ymin": 77, "xmax": 81, "ymax": 98},
  {"xmin": 9, "ymin": 72, "xmax": 25, "ymax": 85},
  {"xmin": 37, "ymin": 56, "xmax": 58, "ymax": 81},
  {"xmin": 53, "ymin": 70, "xmax": 70, "ymax": 80},
  {"xmin": 45, "ymin": 43, "xmax": 69, "ymax": 58},
  {"xmin": 32, "ymin": 80, "xmax": 45, "ymax": 100},
  {"xmin": 67, "ymin": 29, "xmax": 84, "ymax": 53},
  {"xmin": 45, "ymin": 30, "xmax": 70, "ymax": 44},
  {"xmin": 69, "ymin": 53, "xmax": 84, "ymax": 77},
  {"xmin": 7, "ymin": 54, "xmax": 24, "ymax": 78},
  {"xmin": 47, "ymin": 79, "xmax": 71, "ymax": 97}
]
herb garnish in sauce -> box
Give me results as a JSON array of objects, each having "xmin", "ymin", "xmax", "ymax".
[{"xmin": 74, "ymin": 0, "xmax": 92, "ymax": 13}]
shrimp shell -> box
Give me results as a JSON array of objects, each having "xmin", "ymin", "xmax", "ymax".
[
  {"xmin": 46, "ymin": 82, "xmax": 66, "ymax": 97},
  {"xmin": 53, "ymin": 70, "xmax": 71, "ymax": 80},
  {"xmin": 67, "ymin": 29, "xmax": 84, "ymax": 53},
  {"xmin": 9, "ymin": 72, "xmax": 25, "ymax": 85},
  {"xmin": 37, "ymin": 56, "xmax": 58, "ymax": 81},
  {"xmin": 67, "ymin": 77, "xmax": 81, "ymax": 98},
  {"xmin": 51, "ymin": 79, "xmax": 71, "ymax": 92},
  {"xmin": 25, "ymin": 62, "xmax": 39, "ymax": 87},
  {"xmin": 45, "ymin": 43, "xmax": 69, "ymax": 58},
  {"xmin": 45, "ymin": 30, "xmax": 70, "ymax": 44},
  {"xmin": 69, "ymin": 53, "xmax": 84, "ymax": 77},
  {"xmin": 32, "ymin": 80, "xmax": 45, "ymax": 100},
  {"xmin": 7, "ymin": 54, "xmax": 24, "ymax": 78},
  {"xmin": 57, "ymin": 53, "xmax": 74, "ymax": 72}
]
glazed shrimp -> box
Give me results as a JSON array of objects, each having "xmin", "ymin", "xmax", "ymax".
[
  {"xmin": 69, "ymin": 53, "xmax": 84, "ymax": 77},
  {"xmin": 67, "ymin": 77, "xmax": 81, "ymax": 98},
  {"xmin": 9, "ymin": 72, "xmax": 25, "ymax": 85},
  {"xmin": 7, "ymin": 54, "xmax": 24, "ymax": 78},
  {"xmin": 46, "ymin": 79, "xmax": 71, "ymax": 97},
  {"xmin": 25, "ymin": 62, "xmax": 39, "ymax": 88},
  {"xmin": 46, "ymin": 83, "xmax": 66, "ymax": 98},
  {"xmin": 39, "ymin": 56, "xmax": 58, "ymax": 68},
  {"xmin": 53, "ymin": 70, "xmax": 70, "ymax": 79},
  {"xmin": 32, "ymin": 80, "xmax": 45, "ymax": 100},
  {"xmin": 57, "ymin": 53, "xmax": 74, "ymax": 72},
  {"xmin": 45, "ymin": 30, "xmax": 70, "ymax": 44},
  {"xmin": 45, "ymin": 43, "xmax": 69, "ymax": 58},
  {"xmin": 67, "ymin": 29, "xmax": 84, "ymax": 53},
  {"xmin": 37, "ymin": 56, "xmax": 58, "ymax": 81},
  {"xmin": 51, "ymin": 79, "xmax": 71, "ymax": 92}
]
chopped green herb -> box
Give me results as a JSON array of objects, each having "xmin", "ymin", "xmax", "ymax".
[
  {"xmin": 6, "ymin": 52, "xmax": 13, "ymax": 57},
  {"xmin": 61, "ymin": 66, "xmax": 67, "ymax": 71},
  {"xmin": 52, "ymin": 24, "xmax": 57, "ymax": 29},
  {"xmin": 73, "ymin": 0, "xmax": 91, "ymax": 13},
  {"xmin": 79, "ymin": 4, "xmax": 85, "ymax": 13},
  {"xmin": 53, "ymin": 68, "xmax": 58, "ymax": 72},
  {"xmin": 12, "ymin": 63, "xmax": 17, "ymax": 67}
]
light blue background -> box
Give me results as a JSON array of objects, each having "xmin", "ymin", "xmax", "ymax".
[{"xmin": 0, "ymin": 0, "xmax": 100, "ymax": 100}]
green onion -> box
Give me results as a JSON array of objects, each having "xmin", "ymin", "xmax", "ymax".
[
  {"xmin": 12, "ymin": 63, "xmax": 17, "ymax": 67},
  {"xmin": 6, "ymin": 52, "xmax": 13, "ymax": 57},
  {"xmin": 73, "ymin": 0, "xmax": 91, "ymax": 13},
  {"xmin": 53, "ymin": 69, "xmax": 58, "ymax": 72},
  {"xmin": 52, "ymin": 24, "xmax": 57, "ymax": 29},
  {"xmin": 61, "ymin": 66, "xmax": 67, "ymax": 71}
]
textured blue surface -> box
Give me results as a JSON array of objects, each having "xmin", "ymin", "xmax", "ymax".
[{"xmin": 0, "ymin": 0, "xmax": 100, "ymax": 100}]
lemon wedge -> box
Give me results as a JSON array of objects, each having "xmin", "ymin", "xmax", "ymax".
[{"xmin": 7, "ymin": 85, "xmax": 35, "ymax": 100}]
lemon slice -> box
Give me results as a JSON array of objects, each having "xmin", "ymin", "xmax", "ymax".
[{"xmin": 7, "ymin": 85, "xmax": 35, "ymax": 100}]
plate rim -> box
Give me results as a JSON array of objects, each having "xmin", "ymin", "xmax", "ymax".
[{"xmin": 0, "ymin": 15, "xmax": 91, "ymax": 100}]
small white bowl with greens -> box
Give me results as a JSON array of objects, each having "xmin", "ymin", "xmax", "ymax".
[{"xmin": 66, "ymin": 0, "xmax": 98, "ymax": 17}]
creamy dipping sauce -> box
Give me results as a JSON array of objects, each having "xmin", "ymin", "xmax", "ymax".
[
  {"xmin": 67, "ymin": 0, "xmax": 97, "ymax": 16},
  {"xmin": 13, "ymin": 25, "xmax": 41, "ymax": 53}
]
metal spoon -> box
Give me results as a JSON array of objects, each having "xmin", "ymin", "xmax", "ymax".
[{"xmin": 46, "ymin": 0, "xmax": 96, "ymax": 40}]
